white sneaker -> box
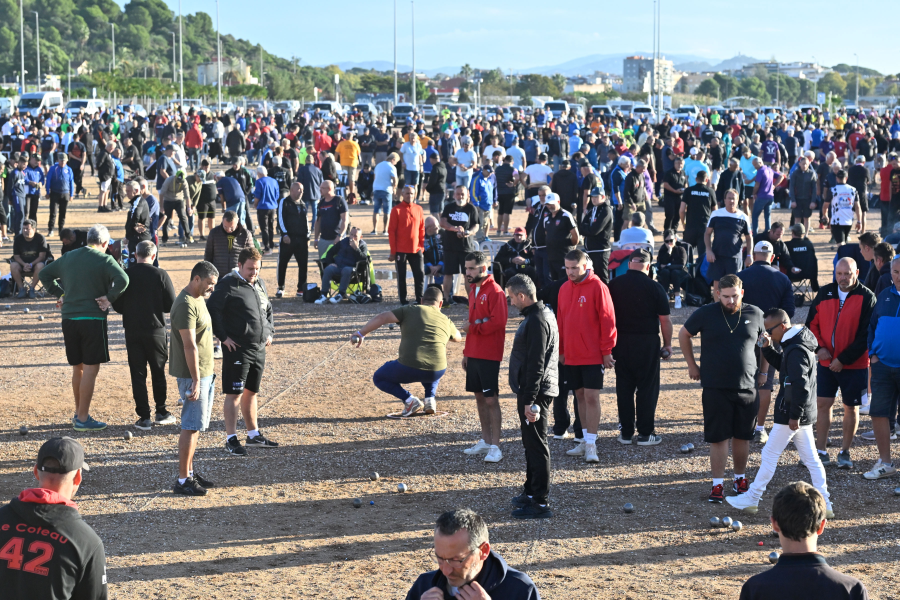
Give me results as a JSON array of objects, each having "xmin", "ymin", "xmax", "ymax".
[
  {"xmin": 329, "ymin": 294, "xmax": 343, "ymax": 304},
  {"xmin": 567, "ymin": 441, "xmax": 586, "ymax": 456},
  {"xmin": 423, "ymin": 397, "xmax": 436, "ymax": 414},
  {"xmin": 863, "ymin": 459, "xmax": 898, "ymax": 480},
  {"xmin": 825, "ymin": 503, "xmax": 835, "ymax": 520},
  {"xmin": 275, "ymin": 289, "xmax": 284, "ymax": 298},
  {"xmin": 484, "ymin": 446, "xmax": 503, "ymax": 463},
  {"xmin": 725, "ymin": 493, "xmax": 759, "ymax": 514},
  {"xmin": 314, "ymin": 295, "xmax": 329, "ymax": 305},
  {"xmin": 674, "ymin": 295, "xmax": 682, "ymax": 309},
  {"xmin": 860, "ymin": 429, "xmax": 896, "ymax": 441},
  {"xmin": 553, "ymin": 431, "xmax": 572, "ymax": 440},
  {"xmin": 401, "ymin": 396, "xmax": 424, "ymax": 417},
  {"xmin": 213, "ymin": 345, "xmax": 223, "ymax": 360},
  {"xmin": 584, "ymin": 443, "xmax": 599, "ymax": 463},
  {"xmin": 859, "ymin": 404, "xmax": 870, "ymax": 416},
  {"xmin": 464, "ymin": 439, "xmax": 491, "ymax": 455}
]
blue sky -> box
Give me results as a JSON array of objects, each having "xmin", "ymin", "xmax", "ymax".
[{"xmin": 155, "ymin": 0, "xmax": 900, "ymax": 75}]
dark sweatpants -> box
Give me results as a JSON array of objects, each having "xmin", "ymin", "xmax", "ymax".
[
  {"xmin": 518, "ymin": 394, "xmax": 552, "ymax": 505},
  {"xmin": 277, "ymin": 239, "xmax": 309, "ymax": 292},
  {"xmin": 395, "ymin": 251, "xmax": 425, "ymax": 303},
  {"xmin": 125, "ymin": 330, "xmax": 169, "ymax": 421},
  {"xmin": 612, "ymin": 333, "xmax": 661, "ymax": 438}
]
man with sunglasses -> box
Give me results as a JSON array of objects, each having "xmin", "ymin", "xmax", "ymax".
[{"xmin": 406, "ymin": 508, "xmax": 540, "ymax": 600}]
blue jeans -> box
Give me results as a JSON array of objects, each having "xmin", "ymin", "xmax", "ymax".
[
  {"xmin": 322, "ymin": 263, "xmax": 355, "ymax": 296},
  {"xmin": 226, "ymin": 201, "xmax": 246, "ymax": 228},
  {"xmin": 177, "ymin": 374, "xmax": 216, "ymax": 431},
  {"xmin": 533, "ymin": 247, "xmax": 551, "ymax": 287},
  {"xmin": 306, "ymin": 199, "xmax": 318, "ymax": 231},
  {"xmin": 373, "ymin": 360, "xmax": 446, "ymax": 401},
  {"xmin": 551, "ymin": 155, "xmax": 561, "ymax": 172},
  {"xmin": 187, "ymin": 147, "xmax": 200, "ymax": 171},
  {"xmin": 373, "ymin": 190, "xmax": 392, "ymax": 217},
  {"xmin": 752, "ymin": 196, "xmax": 774, "ymax": 233},
  {"xmin": 405, "ymin": 170, "xmax": 420, "ymax": 186},
  {"xmin": 456, "ymin": 170, "xmax": 472, "ymax": 189}
]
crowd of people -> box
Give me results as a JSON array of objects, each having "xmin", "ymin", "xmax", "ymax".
[{"xmin": 3, "ymin": 99, "xmax": 899, "ymax": 599}]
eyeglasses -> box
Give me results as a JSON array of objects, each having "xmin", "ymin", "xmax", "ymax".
[
  {"xmin": 430, "ymin": 548, "xmax": 476, "ymax": 567},
  {"xmin": 664, "ymin": 238, "xmax": 675, "ymax": 244},
  {"xmin": 765, "ymin": 322, "xmax": 787, "ymax": 335}
]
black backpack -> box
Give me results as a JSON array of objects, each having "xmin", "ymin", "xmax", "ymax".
[
  {"xmin": 369, "ymin": 284, "xmax": 383, "ymax": 303},
  {"xmin": 302, "ymin": 285, "xmax": 321, "ymax": 303}
]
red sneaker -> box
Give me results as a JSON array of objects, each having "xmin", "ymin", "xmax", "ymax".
[
  {"xmin": 733, "ymin": 477, "xmax": 749, "ymax": 494},
  {"xmin": 708, "ymin": 484, "xmax": 725, "ymax": 503}
]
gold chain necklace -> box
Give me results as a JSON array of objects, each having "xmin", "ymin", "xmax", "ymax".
[{"xmin": 721, "ymin": 304, "xmax": 741, "ymax": 333}]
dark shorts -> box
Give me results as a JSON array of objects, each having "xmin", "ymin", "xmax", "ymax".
[
  {"xmin": 465, "ymin": 357, "xmax": 501, "ymax": 397},
  {"xmin": 759, "ymin": 362, "xmax": 777, "ymax": 391},
  {"xmin": 196, "ymin": 201, "xmax": 216, "ymax": 219},
  {"xmin": 428, "ymin": 191, "xmax": 445, "ymax": 215},
  {"xmin": 62, "ymin": 319, "xmax": 110, "ymax": 366},
  {"xmin": 497, "ymin": 194, "xmax": 516, "ymax": 215},
  {"xmin": 791, "ymin": 203, "xmax": 814, "ymax": 219},
  {"xmin": 817, "ymin": 365, "xmax": 867, "ymax": 406},
  {"xmin": 443, "ymin": 250, "xmax": 468, "ymax": 275},
  {"xmin": 565, "ymin": 363, "xmax": 604, "ymax": 391},
  {"xmin": 701, "ymin": 388, "xmax": 758, "ymax": 443},
  {"xmin": 222, "ymin": 343, "xmax": 266, "ymax": 395},
  {"xmin": 870, "ymin": 361, "xmax": 900, "ymax": 418},
  {"xmin": 707, "ymin": 255, "xmax": 742, "ymax": 281}
]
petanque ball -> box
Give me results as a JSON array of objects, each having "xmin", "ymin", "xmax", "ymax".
[
  {"xmin": 722, "ymin": 516, "xmax": 733, "ymax": 528},
  {"xmin": 388, "ymin": 323, "xmax": 395, "ymax": 330},
  {"xmin": 768, "ymin": 551, "xmax": 779, "ymax": 564},
  {"xmin": 894, "ymin": 487, "xmax": 900, "ymax": 497},
  {"xmin": 397, "ymin": 483, "xmax": 408, "ymax": 493},
  {"xmin": 623, "ymin": 503, "xmax": 634, "ymax": 513},
  {"xmin": 38, "ymin": 315, "xmax": 44, "ymax": 321},
  {"xmin": 350, "ymin": 334, "xmax": 361, "ymax": 344},
  {"xmin": 680, "ymin": 444, "xmax": 691, "ymax": 454},
  {"xmin": 732, "ymin": 520, "xmax": 743, "ymax": 532},
  {"xmin": 370, "ymin": 472, "xmax": 379, "ymax": 481},
  {"xmin": 19, "ymin": 426, "xmax": 28, "ymax": 436},
  {"xmin": 4, "ymin": 304, "xmax": 10, "ymax": 310},
  {"xmin": 124, "ymin": 431, "xmax": 133, "ymax": 441},
  {"xmin": 24, "ymin": 307, "xmax": 30, "ymax": 314},
  {"xmin": 370, "ymin": 500, "xmax": 375, "ymax": 505},
  {"xmin": 686, "ymin": 443, "xmax": 695, "ymax": 450},
  {"xmin": 709, "ymin": 517, "xmax": 721, "ymax": 528},
  {"xmin": 352, "ymin": 498, "xmax": 362, "ymax": 508}
]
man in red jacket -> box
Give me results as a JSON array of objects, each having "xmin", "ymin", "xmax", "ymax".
[
  {"xmin": 389, "ymin": 185, "xmax": 426, "ymax": 304},
  {"xmin": 805, "ymin": 257, "xmax": 876, "ymax": 469},
  {"xmin": 557, "ymin": 249, "xmax": 617, "ymax": 463},
  {"xmin": 460, "ymin": 251, "xmax": 509, "ymax": 463}
]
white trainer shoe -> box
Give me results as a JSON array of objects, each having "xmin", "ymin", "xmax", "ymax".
[
  {"xmin": 859, "ymin": 429, "xmax": 896, "ymax": 441},
  {"xmin": 584, "ymin": 443, "xmax": 599, "ymax": 463},
  {"xmin": 725, "ymin": 493, "xmax": 759, "ymax": 514},
  {"xmin": 825, "ymin": 503, "xmax": 835, "ymax": 520},
  {"xmin": 423, "ymin": 397, "xmax": 436, "ymax": 414},
  {"xmin": 674, "ymin": 295, "xmax": 682, "ymax": 309},
  {"xmin": 484, "ymin": 446, "xmax": 503, "ymax": 463},
  {"xmin": 329, "ymin": 293, "xmax": 343, "ymax": 304},
  {"xmin": 863, "ymin": 459, "xmax": 898, "ymax": 480},
  {"xmin": 401, "ymin": 396, "xmax": 424, "ymax": 417},
  {"xmin": 567, "ymin": 441, "xmax": 586, "ymax": 456},
  {"xmin": 464, "ymin": 439, "xmax": 491, "ymax": 455},
  {"xmin": 314, "ymin": 295, "xmax": 329, "ymax": 305}
]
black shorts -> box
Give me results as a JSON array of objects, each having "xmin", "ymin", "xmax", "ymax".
[
  {"xmin": 707, "ymin": 255, "xmax": 742, "ymax": 281},
  {"xmin": 196, "ymin": 201, "xmax": 216, "ymax": 219},
  {"xmin": 565, "ymin": 363, "xmax": 604, "ymax": 390},
  {"xmin": 443, "ymin": 250, "xmax": 468, "ymax": 275},
  {"xmin": 465, "ymin": 357, "xmax": 501, "ymax": 397},
  {"xmin": 791, "ymin": 203, "xmax": 814, "ymax": 219},
  {"xmin": 497, "ymin": 194, "xmax": 516, "ymax": 215},
  {"xmin": 701, "ymin": 388, "xmax": 758, "ymax": 443},
  {"xmin": 62, "ymin": 319, "xmax": 110, "ymax": 366},
  {"xmin": 817, "ymin": 365, "xmax": 868, "ymax": 406},
  {"xmin": 222, "ymin": 343, "xmax": 266, "ymax": 395}
]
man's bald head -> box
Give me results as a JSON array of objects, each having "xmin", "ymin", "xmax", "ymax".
[
  {"xmin": 835, "ymin": 257, "xmax": 859, "ymax": 292},
  {"xmin": 837, "ymin": 257, "xmax": 857, "ymax": 272}
]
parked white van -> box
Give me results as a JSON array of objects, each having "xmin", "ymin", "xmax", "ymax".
[
  {"xmin": 17, "ymin": 91, "xmax": 64, "ymax": 117},
  {"xmin": 65, "ymin": 99, "xmax": 104, "ymax": 118}
]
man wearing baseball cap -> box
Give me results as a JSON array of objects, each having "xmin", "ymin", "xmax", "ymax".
[
  {"xmin": 0, "ymin": 437, "xmax": 108, "ymax": 599},
  {"xmin": 542, "ymin": 192, "xmax": 579, "ymax": 281}
]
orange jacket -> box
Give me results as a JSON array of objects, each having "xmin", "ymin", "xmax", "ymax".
[{"xmin": 388, "ymin": 201, "xmax": 425, "ymax": 254}]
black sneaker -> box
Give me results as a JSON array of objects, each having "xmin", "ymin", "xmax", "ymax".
[
  {"xmin": 135, "ymin": 418, "xmax": 152, "ymax": 431},
  {"xmin": 155, "ymin": 412, "xmax": 176, "ymax": 425},
  {"xmin": 193, "ymin": 471, "xmax": 216, "ymax": 488},
  {"xmin": 225, "ymin": 436, "xmax": 248, "ymax": 456},
  {"xmin": 246, "ymin": 433, "xmax": 279, "ymax": 448},
  {"xmin": 512, "ymin": 502, "xmax": 553, "ymax": 519},
  {"xmin": 511, "ymin": 493, "xmax": 531, "ymax": 508},
  {"xmin": 173, "ymin": 477, "xmax": 208, "ymax": 496}
]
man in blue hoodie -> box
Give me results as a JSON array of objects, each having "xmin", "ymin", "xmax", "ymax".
[
  {"xmin": 405, "ymin": 509, "xmax": 540, "ymax": 600},
  {"xmin": 469, "ymin": 164, "xmax": 495, "ymax": 241},
  {"xmin": 23, "ymin": 153, "xmax": 45, "ymax": 223},
  {"xmin": 45, "ymin": 152, "xmax": 74, "ymax": 235}
]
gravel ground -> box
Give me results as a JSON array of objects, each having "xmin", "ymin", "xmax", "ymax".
[{"xmin": 1, "ymin": 171, "xmax": 898, "ymax": 599}]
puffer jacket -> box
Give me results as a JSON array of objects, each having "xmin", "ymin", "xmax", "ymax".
[
  {"xmin": 761, "ymin": 326, "xmax": 818, "ymax": 426},
  {"xmin": 203, "ymin": 223, "xmax": 255, "ymax": 277},
  {"xmin": 509, "ymin": 300, "xmax": 559, "ymax": 404}
]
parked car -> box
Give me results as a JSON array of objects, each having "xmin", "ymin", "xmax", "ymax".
[
  {"xmin": 417, "ymin": 104, "xmax": 438, "ymax": 118},
  {"xmin": 17, "ymin": 91, "xmax": 64, "ymax": 117}
]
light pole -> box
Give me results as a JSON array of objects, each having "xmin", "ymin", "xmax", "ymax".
[
  {"xmin": 215, "ymin": 0, "xmax": 221, "ymax": 110},
  {"xmin": 178, "ymin": 0, "xmax": 184, "ymax": 100},
  {"xmin": 775, "ymin": 61, "xmax": 779, "ymax": 105},
  {"xmin": 32, "ymin": 11, "xmax": 40, "ymax": 91},
  {"xmin": 656, "ymin": 0, "xmax": 662, "ymax": 117},
  {"xmin": 411, "ymin": 0, "xmax": 416, "ymax": 106},
  {"xmin": 170, "ymin": 31, "xmax": 177, "ymax": 93},
  {"xmin": 811, "ymin": 55, "xmax": 817, "ymax": 105},
  {"xmin": 854, "ymin": 53, "xmax": 859, "ymax": 107},
  {"xmin": 67, "ymin": 59, "xmax": 71, "ymax": 100},
  {"xmin": 19, "ymin": 0, "xmax": 25, "ymax": 92},
  {"xmin": 110, "ymin": 23, "xmax": 115, "ymax": 72},
  {"xmin": 651, "ymin": 0, "xmax": 656, "ymax": 109},
  {"xmin": 259, "ymin": 45, "xmax": 264, "ymax": 88},
  {"xmin": 393, "ymin": 0, "xmax": 397, "ymax": 104}
]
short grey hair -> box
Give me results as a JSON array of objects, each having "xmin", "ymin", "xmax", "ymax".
[
  {"xmin": 87, "ymin": 224, "xmax": 110, "ymax": 246},
  {"xmin": 435, "ymin": 509, "xmax": 489, "ymax": 552},
  {"xmin": 257, "ymin": 166, "xmax": 267, "ymax": 177},
  {"xmin": 135, "ymin": 240, "xmax": 157, "ymax": 258},
  {"xmin": 215, "ymin": 171, "xmax": 225, "ymax": 180},
  {"xmin": 506, "ymin": 274, "xmax": 537, "ymax": 301},
  {"xmin": 631, "ymin": 212, "xmax": 646, "ymax": 227},
  {"xmin": 617, "ymin": 156, "xmax": 631, "ymax": 167}
]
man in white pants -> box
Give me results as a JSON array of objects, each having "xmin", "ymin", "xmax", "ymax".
[{"xmin": 726, "ymin": 308, "xmax": 834, "ymax": 519}]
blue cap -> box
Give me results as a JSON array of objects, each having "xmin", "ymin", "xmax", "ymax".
[{"xmin": 590, "ymin": 186, "xmax": 604, "ymax": 196}]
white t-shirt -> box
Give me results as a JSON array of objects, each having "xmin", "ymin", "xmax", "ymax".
[
  {"xmin": 507, "ymin": 146, "xmax": 526, "ymax": 170},
  {"xmin": 483, "ymin": 144, "xmax": 506, "ymax": 159},
  {"xmin": 455, "ymin": 148, "xmax": 478, "ymax": 170},
  {"xmin": 373, "ymin": 161, "xmax": 397, "ymax": 192},
  {"xmin": 524, "ymin": 163, "xmax": 553, "ymax": 187},
  {"xmin": 837, "ymin": 287, "xmax": 849, "ymax": 307},
  {"xmin": 829, "ymin": 184, "xmax": 858, "ymax": 226},
  {"xmin": 400, "ymin": 142, "xmax": 423, "ymax": 171}
]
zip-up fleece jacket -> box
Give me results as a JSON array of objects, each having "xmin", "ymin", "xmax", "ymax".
[
  {"xmin": 762, "ymin": 326, "xmax": 818, "ymax": 425},
  {"xmin": 868, "ymin": 284, "xmax": 900, "ymax": 368},
  {"xmin": 39, "ymin": 246, "xmax": 129, "ymax": 319},
  {"xmin": 388, "ymin": 201, "xmax": 425, "ymax": 254},
  {"xmin": 207, "ymin": 270, "xmax": 274, "ymax": 347},
  {"xmin": 806, "ymin": 281, "xmax": 875, "ymax": 369},
  {"xmin": 557, "ymin": 270, "xmax": 617, "ymax": 364},
  {"xmin": 45, "ymin": 163, "xmax": 75, "ymax": 196},
  {"xmin": 465, "ymin": 274, "xmax": 508, "ymax": 361},
  {"xmin": 277, "ymin": 197, "xmax": 309, "ymax": 241},
  {"xmin": 405, "ymin": 550, "xmax": 539, "ymax": 600},
  {"xmin": 0, "ymin": 489, "xmax": 108, "ymax": 600},
  {"xmin": 24, "ymin": 164, "xmax": 45, "ymax": 195},
  {"xmin": 509, "ymin": 300, "xmax": 559, "ymax": 404}
]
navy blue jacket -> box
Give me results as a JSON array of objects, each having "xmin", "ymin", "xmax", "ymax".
[
  {"xmin": 868, "ymin": 284, "xmax": 900, "ymax": 368},
  {"xmin": 46, "ymin": 163, "xmax": 75, "ymax": 196},
  {"xmin": 738, "ymin": 261, "xmax": 795, "ymax": 317},
  {"xmin": 405, "ymin": 551, "xmax": 540, "ymax": 600},
  {"xmin": 761, "ymin": 326, "xmax": 818, "ymax": 425}
]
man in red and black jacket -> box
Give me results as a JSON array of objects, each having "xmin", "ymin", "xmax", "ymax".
[
  {"xmin": 460, "ymin": 251, "xmax": 509, "ymax": 464},
  {"xmin": 0, "ymin": 437, "xmax": 107, "ymax": 600},
  {"xmin": 805, "ymin": 257, "xmax": 876, "ymax": 469}
]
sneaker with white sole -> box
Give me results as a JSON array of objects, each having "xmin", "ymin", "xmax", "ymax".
[
  {"xmin": 617, "ymin": 433, "xmax": 633, "ymax": 445},
  {"xmin": 401, "ymin": 396, "xmax": 424, "ymax": 417},
  {"xmin": 553, "ymin": 431, "xmax": 572, "ymax": 440},
  {"xmin": 484, "ymin": 446, "xmax": 503, "ymax": 462},
  {"xmin": 636, "ymin": 434, "xmax": 662, "ymax": 446},
  {"xmin": 423, "ymin": 397, "xmax": 436, "ymax": 414},
  {"xmin": 464, "ymin": 439, "xmax": 491, "ymax": 455},
  {"xmin": 155, "ymin": 412, "xmax": 176, "ymax": 425},
  {"xmin": 314, "ymin": 295, "xmax": 329, "ymax": 305},
  {"xmin": 859, "ymin": 405, "xmax": 870, "ymax": 416},
  {"xmin": 329, "ymin": 294, "xmax": 343, "ymax": 304},
  {"xmin": 753, "ymin": 428, "xmax": 769, "ymax": 444},
  {"xmin": 584, "ymin": 443, "xmax": 599, "ymax": 463},
  {"xmin": 674, "ymin": 295, "xmax": 682, "ymax": 309},
  {"xmin": 863, "ymin": 459, "xmax": 898, "ymax": 480},
  {"xmin": 725, "ymin": 493, "xmax": 759, "ymax": 514},
  {"xmin": 859, "ymin": 429, "xmax": 896, "ymax": 441},
  {"xmin": 573, "ymin": 437, "xmax": 585, "ymax": 443},
  {"xmin": 213, "ymin": 345, "xmax": 223, "ymax": 360},
  {"xmin": 825, "ymin": 503, "xmax": 835, "ymax": 520},
  {"xmin": 275, "ymin": 289, "xmax": 284, "ymax": 298},
  {"xmin": 566, "ymin": 441, "xmax": 586, "ymax": 456},
  {"xmin": 836, "ymin": 449, "xmax": 853, "ymax": 469}
]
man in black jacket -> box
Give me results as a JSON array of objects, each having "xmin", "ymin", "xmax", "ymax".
[
  {"xmin": 425, "ymin": 153, "xmax": 448, "ymax": 219},
  {"xmin": 495, "ymin": 227, "xmax": 536, "ymax": 287},
  {"xmin": 726, "ymin": 309, "xmax": 833, "ymax": 518},
  {"xmin": 753, "ymin": 222, "xmax": 796, "ymax": 274},
  {"xmin": 580, "ymin": 186, "xmax": 613, "ymax": 283},
  {"xmin": 785, "ymin": 223, "xmax": 819, "ymax": 291},
  {"xmin": 124, "ymin": 180, "xmax": 152, "ymax": 258},
  {"xmin": 0, "ymin": 437, "xmax": 108, "ymax": 600},
  {"xmin": 276, "ymin": 182, "xmax": 309, "ymax": 298},
  {"xmin": 405, "ymin": 509, "xmax": 540, "ymax": 600},
  {"xmin": 507, "ymin": 274, "xmax": 559, "ymax": 520},
  {"xmin": 111, "ymin": 240, "xmax": 177, "ymax": 430},
  {"xmin": 95, "ymin": 141, "xmax": 116, "ymax": 213},
  {"xmin": 207, "ymin": 247, "xmax": 278, "ymax": 456},
  {"xmin": 550, "ymin": 159, "xmax": 580, "ymax": 222}
]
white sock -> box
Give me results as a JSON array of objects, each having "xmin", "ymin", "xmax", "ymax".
[
  {"xmin": 581, "ymin": 429, "xmax": 588, "ymax": 440},
  {"xmin": 226, "ymin": 434, "xmax": 237, "ymax": 442},
  {"xmin": 247, "ymin": 429, "xmax": 260, "ymax": 439},
  {"xmin": 585, "ymin": 433, "xmax": 597, "ymax": 445},
  {"xmin": 188, "ymin": 470, "xmax": 193, "ymax": 478},
  {"xmin": 734, "ymin": 474, "xmax": 745, "ymax": 480},
  {"xmin": 756, "ymin": 425, "xmax": 765, "ymax": 431},
  {"xmin": 178, "ymin": 477, "xmax": 188, "ymax": 485},
  {"xmin": 713, "ymin": 478, "xmax": 724, "ymax": 487}
]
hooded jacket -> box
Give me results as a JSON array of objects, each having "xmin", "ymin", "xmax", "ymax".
[
  {"xmin": 509, "ymin": 301, "xmax": 559, "ymax": 403},
  {"xmin": 868, "ymin": 284, "xmax": 900, "ymax": 368},
  {"xmin": 207, "ymin": 269, "xmax": 274, "ymax": 347},
  {"xmin": 405, "ymin": 550, "xmax": 539, "ymax": 600},
  {"xmin": 762, "ymin": 326, "xmax": 818, "ymax": 425},
  {"xmin": 465, "ymin": 274, "xmax": 508, "ymax": 362},
  {"xmin": 806, "ymin": 281, "xmax": 875, "ymax": 369},
  {"xmin": 557, "ymin": 270, "xmax": 617, "ymax": 364}
]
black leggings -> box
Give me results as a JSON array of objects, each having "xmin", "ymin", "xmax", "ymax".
[
  {"xmin": 161, "ymin": 201, "xmax": 187, "ymax": 242},
  {"xmin": 277, "ymin": 239, "xmax": 309, "ymax": 291},
  {"xmin": 831, "ymin": 224, "xmax": 852, "ymax": 245},
  {"xmin": 257, "ymin": 208, "xmax": 276, "ymax": 249}
]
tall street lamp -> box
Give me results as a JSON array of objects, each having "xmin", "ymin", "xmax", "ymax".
[{"xmin": 32, "ymin": 11, "xmax": 40, "ymax": 91}]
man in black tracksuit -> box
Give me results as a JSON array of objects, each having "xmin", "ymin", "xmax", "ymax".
[
  {"xmin": 579, "ymin": 186, "xmax": 614, "ymax": 283},
  {"xmin": 123, "ymin": 181, "xmax": 152, "ymax": 258},
  {"xmin": 495, "ymin": 227, "xmax": 536, "ymax": 287},
  {"xmin": 207, "ymin": 247, "xmax": 278, "ymax": 456},
  {"xmin": 111, "ymin": 241, "xmax": 176, "ymax": 430},
  {"xmin": 507, "ymin": 274, "xmax": 559, "ymax": 520},
  {"xmin": 276, "ymin": 182, "xmax": 309, "ymax": 297},
  {"xmin": 0, "ymin": 437, "xmax": 107, "ymax": 600}
]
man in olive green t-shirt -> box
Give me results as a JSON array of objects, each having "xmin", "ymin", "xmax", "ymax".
[
  {"xmin": 169, "ymin": 260, "xmax": 219, "ymax": 496},
  {"xmin": 351, "ymin": 287, "xmax": 461, "ymax": 416}
]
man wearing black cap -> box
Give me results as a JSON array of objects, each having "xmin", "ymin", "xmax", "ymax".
[
  {"xmin": 542, "ymin": 193, "xmax": 579, "ymax": 281},
  {"xmin": 0, "ymin": 437, "xmax": 108, "ymax": 600},
  {"xmin": 580, "ymin": 185, "xmax": 613, "ymax": 283}
]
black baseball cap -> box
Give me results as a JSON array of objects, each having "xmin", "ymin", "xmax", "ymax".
[
  {"xmin": 629, "ymin": 248, "xmax": 653, "ymax": 263},
  {"xmin": 37, "ymin": 437, "xmax": 85, "ymax": 474},
  {"xmin": 578, "ymin": 159, "xmax": 590, "ymax": 168}
]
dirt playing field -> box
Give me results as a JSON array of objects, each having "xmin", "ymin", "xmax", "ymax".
[{"xmin": 1, "ymin": 168, "xmax": 898, "ymax": 600}]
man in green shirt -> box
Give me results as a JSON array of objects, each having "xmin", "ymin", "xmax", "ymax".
[
  {"xmin": 39, "ymin": 224, "xmax": 129, "ymax": 432},
  {"xmin": 169, "ymin": 260, "xmax": 219, "ymax": 496},
  {"xmin": 353, "ymin": 286, "xmax": 462, "ymax": 417}
]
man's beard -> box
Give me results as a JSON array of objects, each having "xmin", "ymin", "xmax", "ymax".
[{"xmin": 722, "ymin": 300, "xmax": 742, "ymax": 314}]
